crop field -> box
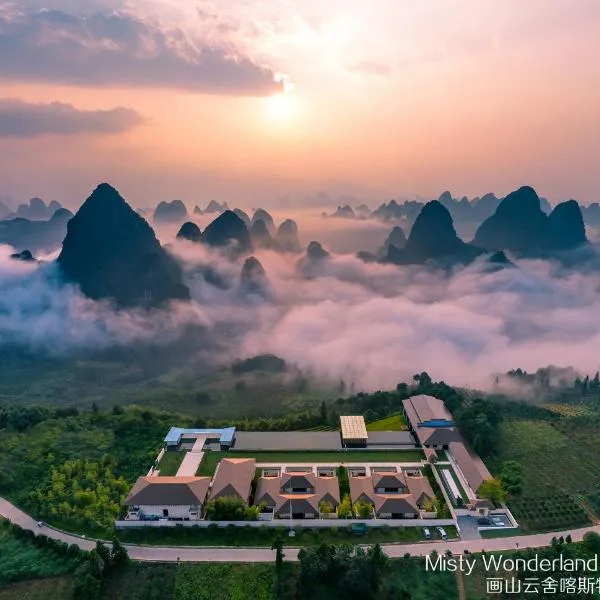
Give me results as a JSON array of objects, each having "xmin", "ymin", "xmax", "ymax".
[
  {"xmin": 491, "ymin": 419, "xmax": 600, "ymax": 531},
  {"xmin": 0, "ymin": 577, "xmax": 73, "ymax": 600},
  {"xmin": 365, "ymin": 413, "xmax": 407, "ymax": 431},
  {"xmin": 196, "ymin": 449, "xmax": 425, "ymax": 475}
]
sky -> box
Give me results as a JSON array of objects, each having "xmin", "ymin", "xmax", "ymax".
[{"xmin": 1, "ymin": 0, "xmax": 600, "ymax": 208}]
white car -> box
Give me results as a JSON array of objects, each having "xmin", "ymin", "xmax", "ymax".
[
  {"xmin": 423, "ymin": 527, "xmax": 431, "ymax": 539},
  {"xmin": 437, "ymin": 527, "xmax": 448, "ymax": 540},
  {"xmin": 491, "ymin": 517, "xmax": 503, "ymax": 526}
]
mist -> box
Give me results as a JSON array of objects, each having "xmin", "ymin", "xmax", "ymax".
[{"xmin": 3, "ymin": 229, "xmax": 600, "ymax": 392}]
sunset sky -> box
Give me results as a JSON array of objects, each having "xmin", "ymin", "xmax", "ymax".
[{"xmin": 1, "ymin": 0, "xmax": 599, "ymax": 208}]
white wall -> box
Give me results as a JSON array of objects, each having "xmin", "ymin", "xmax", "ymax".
[{"xmin": 135, "ymin": 505, "xmax": 201, "ymax": 520}]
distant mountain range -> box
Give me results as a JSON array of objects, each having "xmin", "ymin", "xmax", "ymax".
[{"xmin": 0, "ymin": 207, "xmax": 73, "ymax": 253}]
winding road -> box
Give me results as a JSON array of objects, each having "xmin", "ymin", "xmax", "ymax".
[{"xmin": 2, "ymin": 497, "xmax": 598, "ymax": 563}]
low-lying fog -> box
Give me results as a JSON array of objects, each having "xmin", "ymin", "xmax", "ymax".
[{"xmin": 3, "ymin": 212, "xmax": 600, "ymax": 391}]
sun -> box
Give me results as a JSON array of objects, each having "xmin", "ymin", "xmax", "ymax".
[
  {"xmin": 268, "ymin": 91, "xmax": 293, "ymax": 119},
  {"xmin": 266, "ymin": 77, "xmax": 296, "ymax": 123}
]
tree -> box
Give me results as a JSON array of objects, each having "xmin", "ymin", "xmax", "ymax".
[
  {"xmin": 477, "ymin": 478, "xmax": 508, "ymax": 505},
  {"xmin": 337, "ymin": 495, "xmax": 353, "ymax": 519},
  {"xmin": 110, "ymin": 537, "xmax": 130, "ymax": 569},
  {"xmin": 499, "ymin": 461, "xmax": 524, "ymax": 496},
  {"xmin": 271, "ymin": 537, "xmax": 285, "ymax": 598},
  {"xmin": 95, "ymin": 541, "xmax": 110, "ymax": 565},
  {"xmin": 354, "ymin": 500, "xmax": 373, "ymax": 519},
  {"xmin": 583, "ymin": 532, "xmax": 600, "ymax": 555},
  {"xmin": 319, "ymin": 500, "xmax": 334, "ymax": 515}
]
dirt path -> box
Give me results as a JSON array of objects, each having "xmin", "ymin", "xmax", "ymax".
[{"xmin": 455, "ymin": 571, "xmax": 467, "ymax": 600}]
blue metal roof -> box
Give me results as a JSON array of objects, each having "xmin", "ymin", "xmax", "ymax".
[{"xmin": 164, "ymin": 426, "xmax": 236, "ymax": 446}]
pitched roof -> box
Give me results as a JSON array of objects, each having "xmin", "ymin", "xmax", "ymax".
[
  {"xmin": 374, "ymin": 494, "xmax": 419, "ymax": 514},
  {"xmin": 417, "ymin": 427, "xmax": 461, "ymax": 446},
  {"xmin": 280, "ymin": 473, "xmax": 316, "ymax": 491},
  {"xmin": 449, "ymin": 441, "xmax": 492, "ymax": 493},
  {"xmin": 125, "ymin": 476, "xmax": 210, "ymax": 506},
  {"xmin": 209, "ymin": 458, "xmax": 255, "ymax": 502},
  {"xmin": 403, "ymin": 395, "xmax": 454, "ymax": 425},
  {"xmin": 315, "ymin": 476, "xmax": 341, "ymax": 505},
  {"xmin": 255, "ymin": 476, "xmax": 280, "ymax": 508},
  {"xmin": 405, "ymin": 476, "xmax": 435, "ymax": 506},
  {"xmin": 349, "ymin": 476, "xmax": 375, "ymax": 505},
  {"xmin": 372, "ymin": 472, "xmax": 408, "ymax": 490}
]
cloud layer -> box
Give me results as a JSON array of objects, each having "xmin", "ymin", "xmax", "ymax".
[
  {"xmin": 2, "ymin": 230, "xmax": 600, "ymax": 391},
  {"xmin": 0, "ymin": 98, "xmax": 144, "ymax": 137},
  {"xmin": 0, "ymin": 7, "xmax": 281, "ymax": 95}
]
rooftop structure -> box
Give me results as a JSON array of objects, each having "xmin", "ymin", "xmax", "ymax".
[
  {"xmin": 126, "ymin": 475, "xmax": 211, "ymax": 505},
  {"xmin": 448, "ymin": 441, "xmax": 492, "ymax": 495},
  {"xmin": 340, "ymin": 415, "xmax": 368, "ymax": 447},
  {"xmin": 164, "ymin": 426, "xmax": 236, "ymax": 450},
  {"xmin": 208, "ymin": 458, "xmax": 255, "ymax": 503},
  {"xmin": 402, "ymin": 395, "xmax": 460, "ymax": 449}
]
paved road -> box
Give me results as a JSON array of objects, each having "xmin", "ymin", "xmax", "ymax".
[{"xmin": 2, "ymin": 497, "xmax": 599, "ymax": 563}]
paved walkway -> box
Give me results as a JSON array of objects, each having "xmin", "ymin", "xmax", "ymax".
[{"xmin": 1, "ymin": 497, "xmax": 598, "ymax": 563}]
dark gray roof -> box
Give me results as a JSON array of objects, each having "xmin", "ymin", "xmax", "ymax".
[
  {"xmin": 209, "ymin": 458, "xmax": 255, "ymax": 502},
  {"xmin": 125, "ymin": 476, "xmax": 210, "ymax": 506},
  {"xmin": 372, "ymin": 473, "xmax": 408, "ymax": 490},
  {"xmin": 375, "ymin": 495, "xmax": 418, "ymax": 514},
  {"xmin": 366, "ymin": 431, "xmax": 416, "ymax": 447},
  {"xmin": 418, "ymin": 427, "xmax": 461, "ymax": 446},
  {"xmin": 234, "ymin": 431, "xmax": 342, "ymax": 450},
  {"xmin": 403, "ymin": 395, "xmax": 454, "ymax": 424},
  {"xmin": 449, "ymin": 441, "xmax": 492, "ymax": 492}
]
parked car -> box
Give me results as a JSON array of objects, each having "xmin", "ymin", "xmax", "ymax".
[
  {"xmin": 477, "ymin": 517, "xmax": 491, "ymax": 526},
  {"xmin": 37, "ymin": 521, "xmax": 44, "ymax": 528},
  {"xmin": 491, "ymin": 517, "xmax": 504, "ymax": 526},
  {"xmin": 437, "ymin": 527, "xmax": 448, "ymax": 540},
  {"xmin": 423, "ymin": 527, "xmax": 431, "ymax": 539}
]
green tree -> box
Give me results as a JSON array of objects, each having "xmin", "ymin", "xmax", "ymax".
[
  {"xmin": 271, "ymin": 537, "xmax": 285, "ymax": 598},
  {"xmin": 477, "ymin": 478, "xmax": 508, "ymax": 505},
  {"xmin": 354, "ymin": 500, "xmax": 373, "ymax": 519},
  {"xmin": 337, "ymin": 495, "xmax": 353, "ymax": 519},
  {"xmin": 110, "ymin": 537, "xmax": 130, "ymax": 569}
]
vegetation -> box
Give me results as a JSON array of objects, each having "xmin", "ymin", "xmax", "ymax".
[
  {"xmin": 204, "ymin": 497, "xmax": 259, "ymax": 521},
  {"xmin": 0, "ymin": 519, "xmax": 84, "ymax": 585},
  {"xmin": 297, "ymin": 543, "xmax": 389, "ymax": 600},
  {"xmin": 173, "ymin": 563, "xmax": 275, "ymax": 600},
  {"xmin": 117, "ymin": 523, "xmax": 429, "ymax": 547},
  {"xmin": 157, "ymin": 451, "xmax": 186, "ymax": 476},
  {"xmin": 365, "ymin": 413, "xmax": 406, "ymax": 431},
  {"xmin": 198, "ymin": 450, "xmax": 425, "ymax": 476},
  {"xmin": 337, "ymin": 495, "xmax": 353, "ymax": 519},
  {"xmin": 476, "ymin": 478, "xmax": 508, "ymax": 505},
  {"xmin": 30, "ymin": 458, "xmax": 129, "ymax": 531}
]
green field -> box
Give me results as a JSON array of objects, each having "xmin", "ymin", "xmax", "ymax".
[
  {"xmin": 196, "ymin": 449, "xmax": 425, "ymax": 476},
  {"xmin": 0, "ymin": 577, "xmax": 73, "ymax": 600},
  {"xmin": 0, "ymin": 520, "xmax": 80, "ymax": 585},
  {"xmin": 157, "ymin": 450, "xmax": 186, "ymax": 476},
  {"xmin": 366, "ymin": 413, "xmax": 407, "ymax": 431},
  {"xmin": 490, "ymin": 418, "xmax": 597, "ymax": 531}
]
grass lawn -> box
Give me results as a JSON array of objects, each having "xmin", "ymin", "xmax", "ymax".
[
  {"xmin": 197, "ymin": 449, "xmax": 425, "ymax": 476},
  {"xmin": 157, "ymin": 450, "xmax": 186, "ymax": 476},
  {"xmin": 366, "ymin": 413, "xmax": 407, "ymax": 431},
  {"xmin": 117, "ymin": 522, "xmax": 453, "ymax": 547}
]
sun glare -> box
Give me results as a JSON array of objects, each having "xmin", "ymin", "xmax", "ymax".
[{"xmin": 266, "ymin": 76, "xmax": 296, "ymax": 124}]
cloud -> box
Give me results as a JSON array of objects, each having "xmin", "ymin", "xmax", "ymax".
[
  {"xmin": 0, "ymin": 7, "xmax": 282, "ymax": 95},
  {"xmin": 347, "ymin": 61, "xmax": 392, "ymax": 77},
  {"xmin": 0, "ymin": 98, "xmax": 144, "ymax": 137},
  {"xmin": 3, "ymin": 220, "xmax": 600, "ymax": 392}
]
